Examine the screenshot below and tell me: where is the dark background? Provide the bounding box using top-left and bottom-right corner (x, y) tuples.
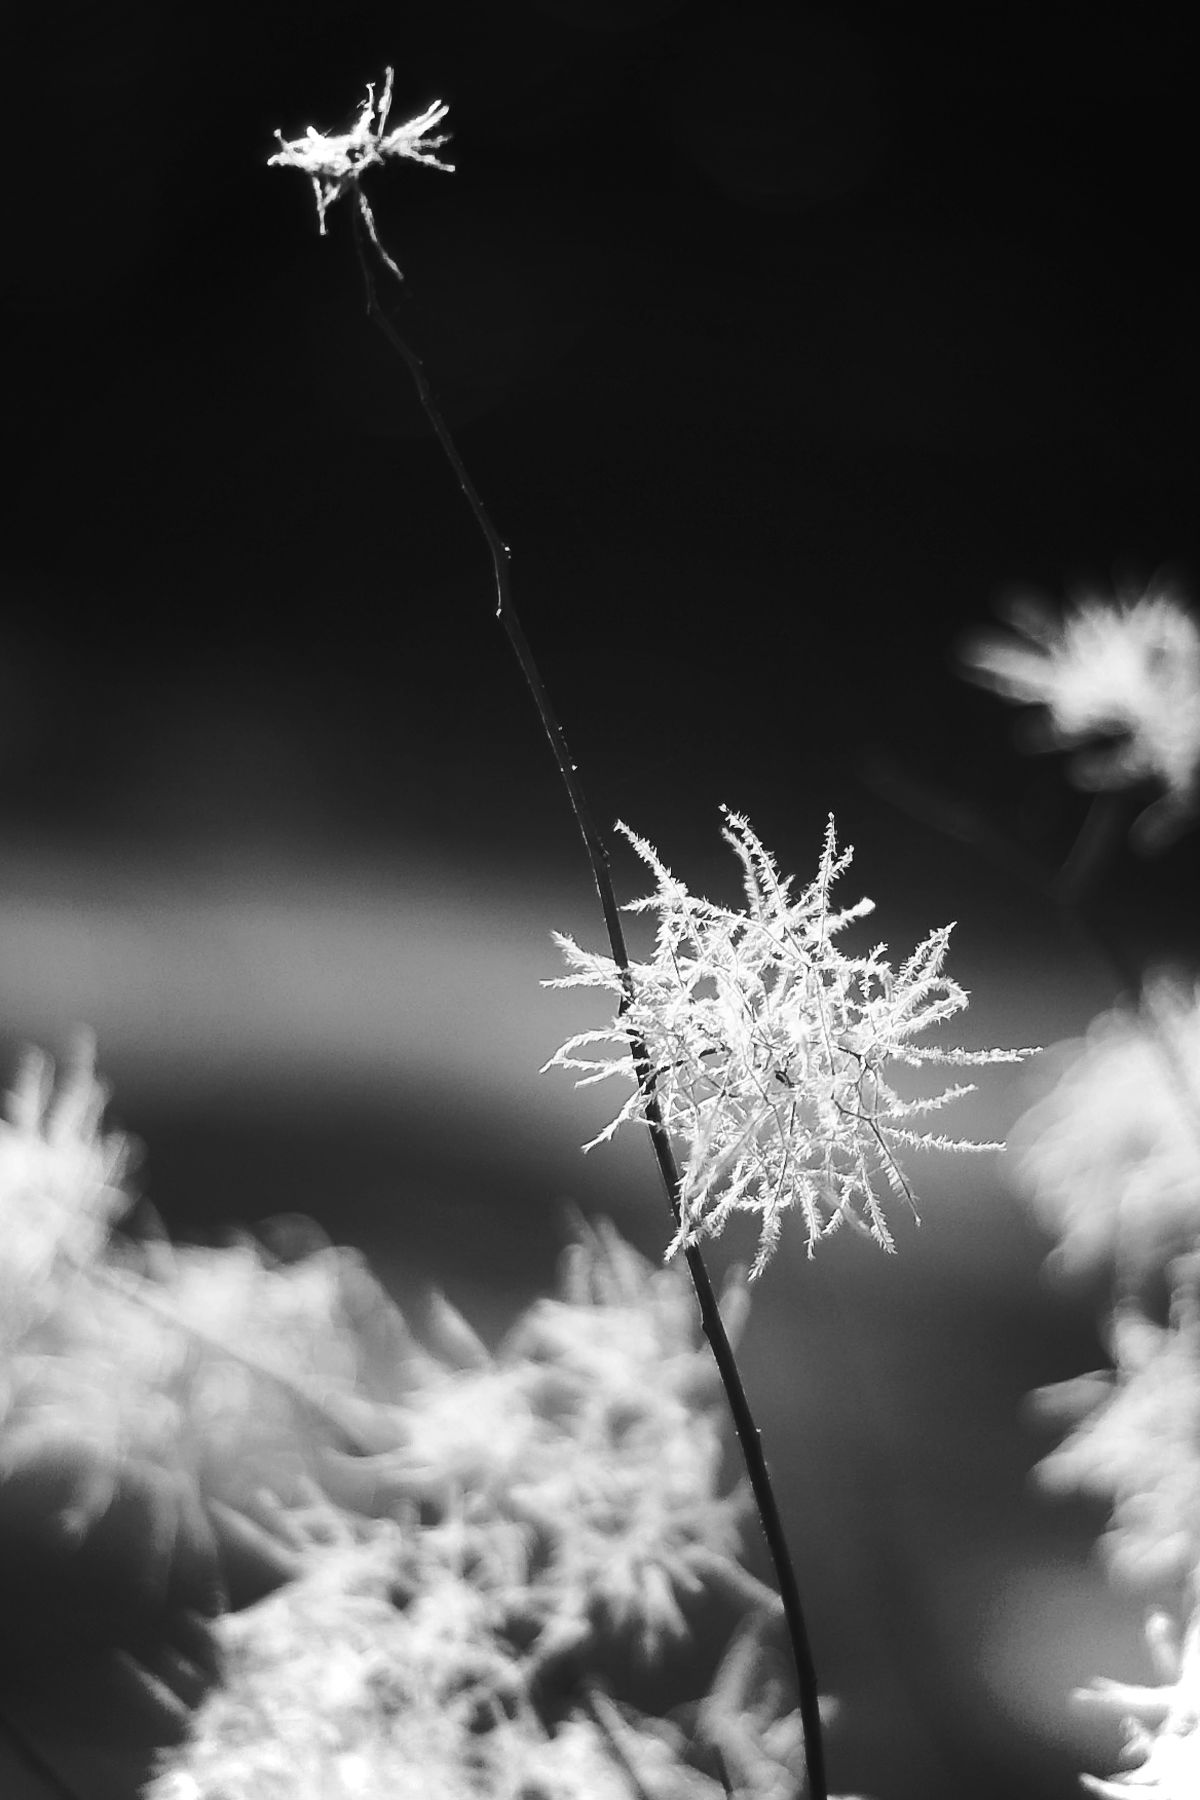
(3, 3), (1199, 1796)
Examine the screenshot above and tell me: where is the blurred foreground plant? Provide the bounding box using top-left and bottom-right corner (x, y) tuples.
(0, 1046), (831, 1799)
(1010, 991), (1200, 1795)
(961, 587), (1200, 853)
(968, 586), (1200, 1797)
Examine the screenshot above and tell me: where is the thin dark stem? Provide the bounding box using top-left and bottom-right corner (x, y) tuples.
(351, 204), (827, 1800)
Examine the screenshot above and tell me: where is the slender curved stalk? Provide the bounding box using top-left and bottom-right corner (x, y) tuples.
(350, 208), (827, 1800)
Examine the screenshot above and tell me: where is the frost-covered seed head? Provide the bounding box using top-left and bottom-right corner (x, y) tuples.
(268, 69), (453, 279)
(544, 810), (1033, 1276)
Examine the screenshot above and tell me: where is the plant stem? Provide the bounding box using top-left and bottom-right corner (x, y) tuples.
(351, 207), (828, 1800)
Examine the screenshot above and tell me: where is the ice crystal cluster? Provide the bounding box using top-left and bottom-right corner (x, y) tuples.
(961, 588), (1200, 849)
(545, 809), (1031, 1277)
(268, 69), (452, 278)
(0, 1046), (822, 1799)
(1007, 978), (1200, 1796)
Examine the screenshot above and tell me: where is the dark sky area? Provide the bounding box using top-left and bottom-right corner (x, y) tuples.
(3, 4), (1199, 1798)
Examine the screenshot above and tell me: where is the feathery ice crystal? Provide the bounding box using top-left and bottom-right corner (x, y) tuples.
(544, 810), (1032, 1277)
(268, 68), (452, 278)
(961, 588), (1200, 848)
(314, 1218), (763, 1663)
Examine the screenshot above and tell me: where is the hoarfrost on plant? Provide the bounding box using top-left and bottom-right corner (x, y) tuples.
(268, 68), (453, 279)
(544, 810), (1033, 1276)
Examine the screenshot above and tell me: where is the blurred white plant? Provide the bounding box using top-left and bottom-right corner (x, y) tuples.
(268, 68), (452, 278)
(1011, 975), (1200, 1790)
(1032, 1285), (1200, 1589)
(0, 1041), (820, 1795)
(146, 1493), (784, 1800)
(142, 1225), (813, 1799)
(0, 1035), (130, 1346)
(544, 809), (1032, 1276)
(1078, 1605), (1200, 1798)
(961, 588), (1200, 849)
(315, 1219), (762, 1662)
(1006, 979), (1200, 1279)
(0, 1043), (418, 1562)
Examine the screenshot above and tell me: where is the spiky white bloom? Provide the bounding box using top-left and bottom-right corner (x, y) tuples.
(545, 811), (1032, 1277)
(1007, 980), (1200, 1279)
(961, 589), (1200, 848)
(1032, 1286), (1200, 1589)
(268, 69), (452, 279)
(148, 1489), (808, 1800)
(1078, 1605), (1200, 1798)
